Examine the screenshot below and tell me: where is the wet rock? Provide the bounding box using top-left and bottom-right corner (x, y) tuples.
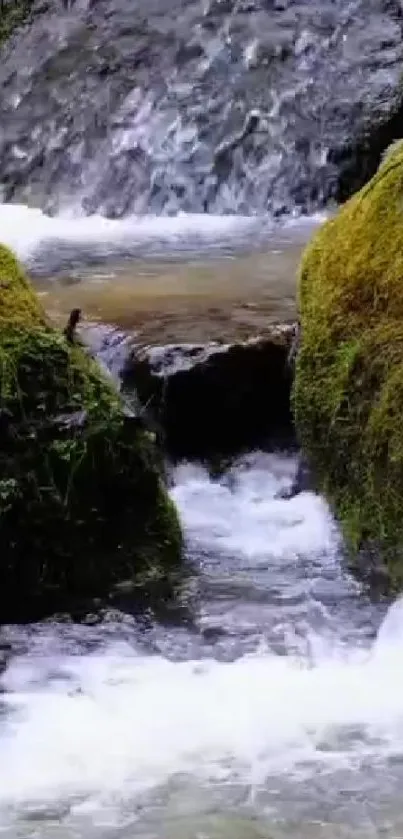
(122, 325), (296, 459)
(278, 454), (311, 498)
(0, 0), (403, 215)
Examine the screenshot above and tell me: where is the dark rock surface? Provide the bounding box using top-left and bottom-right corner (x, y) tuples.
(0, 0), (403, 217)
(121, 325), (296, 459)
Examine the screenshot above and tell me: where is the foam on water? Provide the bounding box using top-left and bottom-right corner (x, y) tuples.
(2, 637), (403, 806)
(170, 455), (339, 561)
(0, 202), (326, 272)
(0, 454), (399, 830)
(0, 203), (260, 263)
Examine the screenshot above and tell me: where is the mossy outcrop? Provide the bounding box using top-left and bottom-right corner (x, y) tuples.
(293, 141), (403, 587)
(0, 244), (182, 618)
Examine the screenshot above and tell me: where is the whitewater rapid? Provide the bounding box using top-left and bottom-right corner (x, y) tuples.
(0, 202), (326, 274)
(0, 201), (399, 836)
(0, 453), (398, 838)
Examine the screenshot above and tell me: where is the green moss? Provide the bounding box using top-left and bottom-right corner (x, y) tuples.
(0, 244), (182, 616)
(0, 0), (34, 46)
(293, 140), (403, 586)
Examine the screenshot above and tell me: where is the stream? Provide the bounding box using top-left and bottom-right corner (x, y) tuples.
(0, 452), (400, 838)
(1, 0), (403, 830)
(0, 202), (399, 839)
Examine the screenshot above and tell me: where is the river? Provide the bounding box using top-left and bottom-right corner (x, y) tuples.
(0, 203), (323, 340)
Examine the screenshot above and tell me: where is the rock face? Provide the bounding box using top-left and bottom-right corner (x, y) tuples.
(293, 141), (403, 587)
(0, 244), (182, 620)
(0, 0), (403, 216)
(122, 327), (295, 459)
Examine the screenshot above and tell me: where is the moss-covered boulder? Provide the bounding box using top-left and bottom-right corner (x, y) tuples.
(0, 244), (182, 618)
(293, 142), (403, 587)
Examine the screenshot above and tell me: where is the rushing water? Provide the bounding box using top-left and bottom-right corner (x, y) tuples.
(0, 202), (326, 275)
(1, 0), (402, 216)
(0, 451), (400, 839)
(1, 1), (403, 836)
(0, 200), (400, 838)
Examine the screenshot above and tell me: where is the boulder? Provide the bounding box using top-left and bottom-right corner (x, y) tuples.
(0, 244), (182, 620)
(293, 141), (403, 586)
(122, 326), (295, 460)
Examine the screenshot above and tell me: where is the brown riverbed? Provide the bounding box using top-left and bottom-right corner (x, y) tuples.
(36, 243), (301, 345)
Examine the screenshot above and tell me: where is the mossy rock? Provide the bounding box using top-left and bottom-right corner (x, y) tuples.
(293, 141), (403, 588)
(0, 244), (182, 618)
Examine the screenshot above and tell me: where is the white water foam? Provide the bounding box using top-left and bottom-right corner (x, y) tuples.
(0, 203), (260, 264)
(170, 454), (339, 561)
(0, 454), (400, 823)
(0, 202), (327, 270)
(1, 611), (403, 814)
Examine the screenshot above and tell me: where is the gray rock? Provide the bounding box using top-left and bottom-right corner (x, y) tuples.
(0, 0), (402, 216)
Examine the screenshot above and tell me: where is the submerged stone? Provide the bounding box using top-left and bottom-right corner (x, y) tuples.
(122, 326), (295, 460)
(293, 141), (403, 587)
(0, 244), (182, 620)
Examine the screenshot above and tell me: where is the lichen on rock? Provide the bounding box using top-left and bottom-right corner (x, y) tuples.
(0, 0), (34, 47)
(293, 140), (403, 587)
(0, 244), (182, 618)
